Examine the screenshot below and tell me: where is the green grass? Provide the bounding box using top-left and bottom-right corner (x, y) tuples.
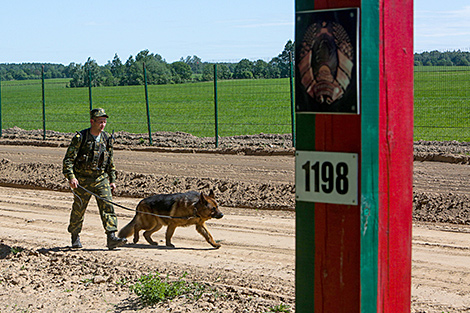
(9, 246), (24, 255)
(1, 67), (470, 141)
(0, 78), (292, 137)
(267, 304), (291, 312)
(129, 271), (218, 306)
(414, 67), (470, 141)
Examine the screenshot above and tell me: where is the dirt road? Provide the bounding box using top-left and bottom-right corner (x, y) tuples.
(1, 145), (470, 312)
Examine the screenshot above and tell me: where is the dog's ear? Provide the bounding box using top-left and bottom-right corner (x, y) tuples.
(208, 189), (215, 199)
(199, 192), (208, 204)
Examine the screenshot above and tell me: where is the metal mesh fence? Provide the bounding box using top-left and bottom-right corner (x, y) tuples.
(414, 66), (470, 141)
(0, 76), (294, 141)
(1, 66), (470, 142)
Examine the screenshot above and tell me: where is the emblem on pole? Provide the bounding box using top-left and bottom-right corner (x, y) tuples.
(296, 8), (360, 114)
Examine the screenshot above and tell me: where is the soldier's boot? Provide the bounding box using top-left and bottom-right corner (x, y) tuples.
(107, 231), (127, 250)
(71, 233), (82, 249)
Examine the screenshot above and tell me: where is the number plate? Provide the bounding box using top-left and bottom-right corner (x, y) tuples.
(295, 151), (358, 205)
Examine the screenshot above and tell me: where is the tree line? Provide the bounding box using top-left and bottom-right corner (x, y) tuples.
(1, 47), (469, 84)
(0, 41), (294, 87)
(0, 63), (69, 81)
(414, 50), (470, 66)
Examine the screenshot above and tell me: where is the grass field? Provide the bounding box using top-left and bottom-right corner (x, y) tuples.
(414, 66), (470, 141)
(1, 66), (470, 141)
(0, 78), (293, 138)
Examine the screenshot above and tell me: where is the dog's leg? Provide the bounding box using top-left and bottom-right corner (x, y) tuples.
(165, 224), (177, 248)
(143, 223), (163, 245)
(196, 223), (221, 248)
(133, 224), (142, 244)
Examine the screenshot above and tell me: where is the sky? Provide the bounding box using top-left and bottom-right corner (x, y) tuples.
(0, 0), (469, 65)
(414, 0), (470, 53)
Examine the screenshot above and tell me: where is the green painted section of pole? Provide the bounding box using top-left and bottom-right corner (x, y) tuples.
(143, 63), (153, 145)
(213, 64), (219, 147)
(295, 2), (316, 312)
(88, 68), (93, 110)
(289, 51), (295, 148)
(42, 65), (46, 140)
(360, 1), (380, 311)
(0, 76), (2, 138)
(295, 114), (316, 313)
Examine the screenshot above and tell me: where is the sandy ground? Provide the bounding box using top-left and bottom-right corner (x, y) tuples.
(1, 129), (470, 312)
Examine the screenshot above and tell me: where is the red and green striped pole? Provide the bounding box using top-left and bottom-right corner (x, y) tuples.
(294, 0), (413, 312)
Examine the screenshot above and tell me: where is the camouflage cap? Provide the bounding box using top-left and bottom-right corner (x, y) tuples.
(90, 108), (109, 119)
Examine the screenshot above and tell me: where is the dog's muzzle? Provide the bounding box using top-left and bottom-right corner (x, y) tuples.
(212, 212), (224, 219)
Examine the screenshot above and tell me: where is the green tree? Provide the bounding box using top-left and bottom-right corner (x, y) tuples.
(68, 58), (103, 88)
(253, 59), (269, 78)
(170, 61), (192, 83)
(121, 55), (141, 85)
(68, 63), (85, 87)
(84, 58), (103, 87)
(275, 40), (294, 78)
(452, 54), (470, 66)
(233, 59), (253, 79)
(182, 55), (204, 74)
(106, 53), (124, 85)
(134, 50), (172, 85)
(201, 63), (232, 81)
(102, 68), (115, 86)
(217, 64), (232, 80)
(267, 59), (281, 78)
(202, 63), (214, 81)
(13, 69), (27, 80)
(146, 61), (172, 85)
(64, 63), (76, 78)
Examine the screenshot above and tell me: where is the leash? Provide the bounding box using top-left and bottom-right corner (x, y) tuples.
(71, 184), (196, 220)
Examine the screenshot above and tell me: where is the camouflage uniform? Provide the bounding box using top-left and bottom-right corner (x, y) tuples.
(63, 109), (118, 236)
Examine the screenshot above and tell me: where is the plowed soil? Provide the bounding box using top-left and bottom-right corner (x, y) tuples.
(1, 129), (470, 312)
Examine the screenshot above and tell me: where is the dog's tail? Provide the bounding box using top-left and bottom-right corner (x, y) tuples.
(118, 216), (136, 238)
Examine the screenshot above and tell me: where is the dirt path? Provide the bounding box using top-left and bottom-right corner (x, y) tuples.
(4, 145), (470, 195)
(1, 144), (470, 312)
(0, 186), (295, 313)
(0, 145), (295, 184)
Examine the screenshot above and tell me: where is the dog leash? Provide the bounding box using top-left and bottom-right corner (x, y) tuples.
(71, 184), (196, 220)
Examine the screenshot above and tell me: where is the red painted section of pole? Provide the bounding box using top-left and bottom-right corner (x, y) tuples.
(314, 117), (362, 313)
(311, 0), (362, 311)
(378, 0), (413, 311)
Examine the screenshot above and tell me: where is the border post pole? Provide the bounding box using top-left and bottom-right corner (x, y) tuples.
(294, 0), (413, 312)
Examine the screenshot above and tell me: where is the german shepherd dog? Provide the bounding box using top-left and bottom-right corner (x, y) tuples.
(118, 190), (223, 248)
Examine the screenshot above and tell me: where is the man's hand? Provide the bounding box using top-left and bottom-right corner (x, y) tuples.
(110, 183), (116, 193)
(69, 178), (79, 189)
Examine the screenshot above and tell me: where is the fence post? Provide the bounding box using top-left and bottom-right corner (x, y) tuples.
(88, 67), (93, 110)
(214, 64), (219, 147)
(0, 75), (2, 138)
(42, 65), (46, 140)
(289, 51), (295, 148)
(143, 62), (153, 145)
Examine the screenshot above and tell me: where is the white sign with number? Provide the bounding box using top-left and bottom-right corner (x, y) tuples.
(295, 151), (358, 205)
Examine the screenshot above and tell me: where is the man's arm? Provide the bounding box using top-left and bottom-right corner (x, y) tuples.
(63, 132), (82, 188)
